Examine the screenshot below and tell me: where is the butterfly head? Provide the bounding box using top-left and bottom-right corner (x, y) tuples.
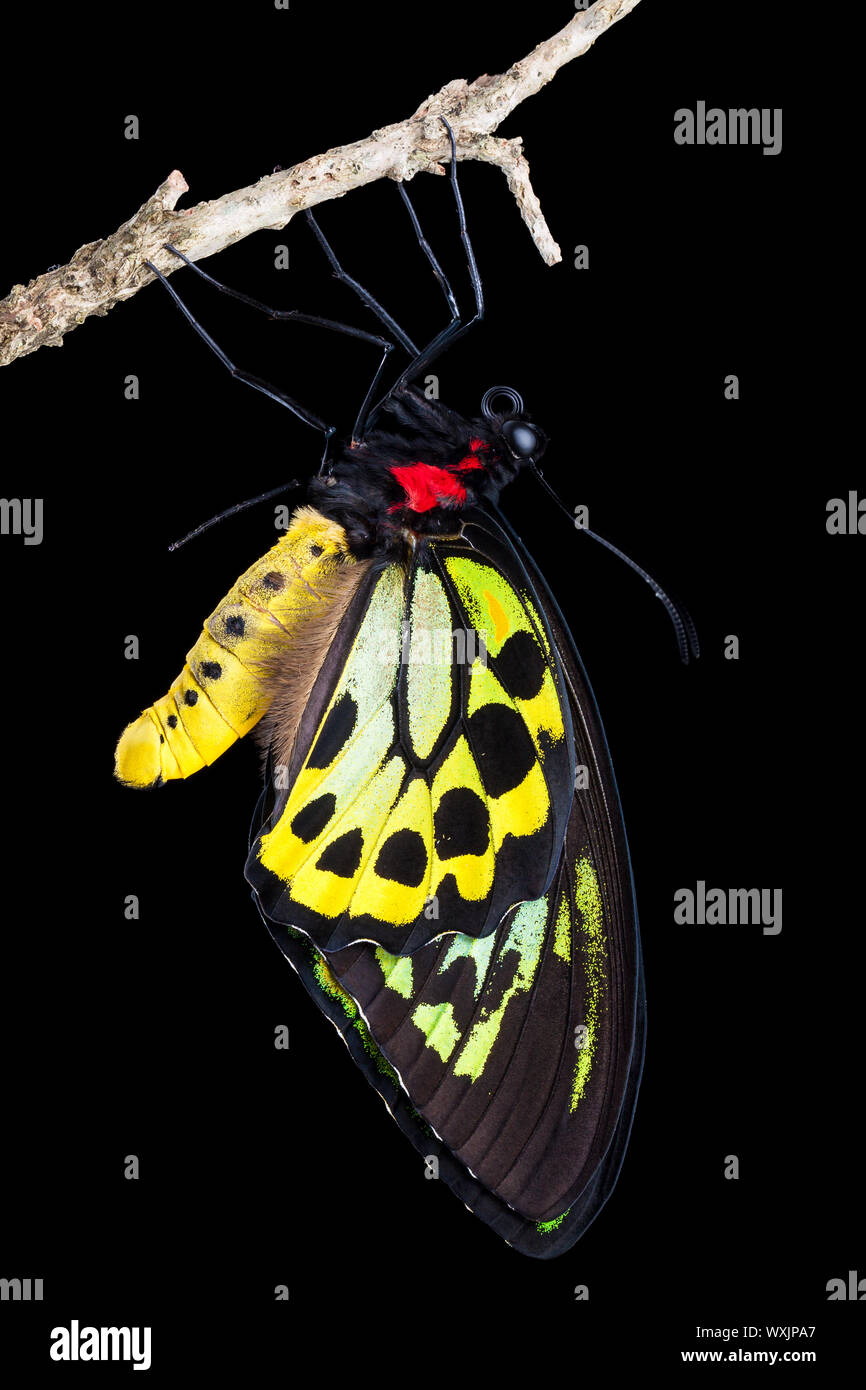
(479, 386), (546, 468)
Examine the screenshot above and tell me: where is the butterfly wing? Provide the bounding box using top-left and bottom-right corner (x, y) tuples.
(251, 506), (644, 1256)
(246, 518), (577, 953)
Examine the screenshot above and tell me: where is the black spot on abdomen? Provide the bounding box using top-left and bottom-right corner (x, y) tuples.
(291, 792), (336, 843)
(376, 828), (428, 886)
(468, 703), (535, 797)
(494, 630), (547, 701)
(307, 692), (357, 769)
(434, 787), (489, 859)
(317, 828), (364, 878)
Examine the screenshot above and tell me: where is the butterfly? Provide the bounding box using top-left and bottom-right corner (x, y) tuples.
(115, 120), (694, 1257)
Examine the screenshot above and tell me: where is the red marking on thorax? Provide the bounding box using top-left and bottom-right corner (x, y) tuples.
(455, 452), (484, 471)
(389, 463), (467, 513)
(388, 441), (492, 512)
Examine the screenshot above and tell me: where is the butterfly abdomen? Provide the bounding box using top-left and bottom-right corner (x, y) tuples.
(114, 508), (349, 788)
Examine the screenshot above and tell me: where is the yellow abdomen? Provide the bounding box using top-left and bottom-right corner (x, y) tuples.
(114, 507), (349, 788)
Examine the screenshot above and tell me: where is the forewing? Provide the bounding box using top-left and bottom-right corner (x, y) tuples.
(246, 519), (577, 954)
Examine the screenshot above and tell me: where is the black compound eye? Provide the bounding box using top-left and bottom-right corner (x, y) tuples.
(501, 418), (539, 458)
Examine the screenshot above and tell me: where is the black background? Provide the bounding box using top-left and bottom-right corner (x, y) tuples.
(1, 0), (858, 1375)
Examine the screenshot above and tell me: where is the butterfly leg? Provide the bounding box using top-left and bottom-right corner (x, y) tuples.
(147, 248), (395, 446)
(396, 180), (460, 320)
(367, 118), (485, 426)
(304, 210), (419, 358)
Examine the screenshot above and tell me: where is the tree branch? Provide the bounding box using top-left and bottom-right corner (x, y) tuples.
(0, 0), (641, 368)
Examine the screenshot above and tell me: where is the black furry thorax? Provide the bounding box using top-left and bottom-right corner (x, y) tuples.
(308, 386), (546, 559)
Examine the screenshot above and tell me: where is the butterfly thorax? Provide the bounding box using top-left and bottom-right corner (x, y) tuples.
(308, 387), (541, 559)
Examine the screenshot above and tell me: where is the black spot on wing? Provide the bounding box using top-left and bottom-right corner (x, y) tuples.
(167, 714), (178, 729)
(434, 787), (489, 859)
(375, 829), (427, 886)
(307, 692), (357, 769)
(291, 792), (337, 843)
(225, 614), (245, 637)
(468, 704), (535, 797)
(199, 661), (222, 680)
(495, 630), (546, 701)
(184, 689), (198, 707)
(537, 726), (556, 759)
(316, 828), (364, 878)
